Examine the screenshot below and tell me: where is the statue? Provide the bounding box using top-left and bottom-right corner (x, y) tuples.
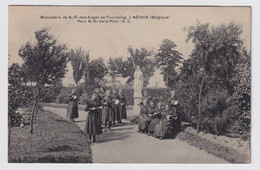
(134, 65), (143, 98)
(133, 65), (143, 115)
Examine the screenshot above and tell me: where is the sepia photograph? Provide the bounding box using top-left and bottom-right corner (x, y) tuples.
(7, 6), (251, 164)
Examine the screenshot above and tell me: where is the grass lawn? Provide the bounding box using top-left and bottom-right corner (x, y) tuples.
(8, 110), (92, 163)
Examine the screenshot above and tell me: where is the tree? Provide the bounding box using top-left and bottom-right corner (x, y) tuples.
(127, 46), (156, 87)
(185, 21), (247, 132)
(69, 47), (88, 86)
(141, 58), (156, 87)
(108, 57), (128, 86)
(156, 39), (183, 87)
(232, 51), (251, 139)
(18, 28), (68, 133)
(87, 58), (108, 87)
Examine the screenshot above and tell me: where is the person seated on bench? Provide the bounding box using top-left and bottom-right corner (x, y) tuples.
(154, 103), (180, 140)
(138, 99), (158, 134)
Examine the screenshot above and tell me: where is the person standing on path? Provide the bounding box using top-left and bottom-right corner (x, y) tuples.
(118, 89), (127, 120)
(84, 92), (103, 143)
(102, 89), (113, 132)
(111, 89), (121, 125)
(66, 89), (79, 122)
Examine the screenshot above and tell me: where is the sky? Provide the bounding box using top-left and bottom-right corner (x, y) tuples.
(8, 6), (251, 87)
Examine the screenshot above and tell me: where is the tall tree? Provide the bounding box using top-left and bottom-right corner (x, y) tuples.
(87, 58), (108, 87)
(155, 39), (183, 87)
(70, 47), (88, 86)
(185, 21), (246, 132)
(18, 28), (68, 133)
(108, 57), (128, 86)
(127, 46), (156, 87)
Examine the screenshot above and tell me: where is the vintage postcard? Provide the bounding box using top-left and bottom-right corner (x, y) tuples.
(8, 6), (251, 164)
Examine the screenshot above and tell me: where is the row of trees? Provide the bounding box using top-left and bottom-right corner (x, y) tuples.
(69, 45), (157, 88)
(9, 21), (250, 139)
(8, 27), (158, 133)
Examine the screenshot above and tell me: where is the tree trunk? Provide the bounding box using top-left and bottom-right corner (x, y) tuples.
(197, 71), (206, 133)
(30, 87), (41, 134)
(30, 100), (37, 134)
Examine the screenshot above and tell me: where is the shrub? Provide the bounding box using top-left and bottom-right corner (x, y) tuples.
(56, 87), (71, 104)
(40, 86), (63, 103)
(8, 85), (33, 115)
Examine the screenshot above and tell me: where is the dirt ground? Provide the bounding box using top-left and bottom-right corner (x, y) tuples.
(44, 106), (229, 163)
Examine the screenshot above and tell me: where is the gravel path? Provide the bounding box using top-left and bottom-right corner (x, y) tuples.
(44, 106), (229, 163)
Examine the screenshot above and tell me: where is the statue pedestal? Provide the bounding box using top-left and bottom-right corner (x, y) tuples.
(133, 94), (142, 116)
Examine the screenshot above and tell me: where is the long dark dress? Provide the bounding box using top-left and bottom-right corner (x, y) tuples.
(138, 105), (148, 130)
(84, 98), (103, 135)
(101, 95), (113, 122)
(154, 107), (180, 138)
(119, 94), (127, 119)
(111, 93), (120, 122)
(139, 106), (157, 131)
(167, 97), (181, 128)
(97, 94), (103, 122)
(148, 108), (163, 133)
(66, 93), (79, 119)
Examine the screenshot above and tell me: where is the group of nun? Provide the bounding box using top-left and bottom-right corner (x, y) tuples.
(138, 90), (181, 140)
(66, 88), (127, 143)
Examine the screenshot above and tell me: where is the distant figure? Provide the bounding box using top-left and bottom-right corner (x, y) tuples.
(111, 89), (121, 125)
(66, 89), (79, 122)
(84, 92), (103, 143)
(118, 89), (127, 120)
(102, 89), (113, 131)
(141, 90), (152, 108)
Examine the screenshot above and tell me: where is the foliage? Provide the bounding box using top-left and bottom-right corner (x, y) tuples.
(108, 57), (128, 86)
(185, 22), (245, 93)
(8, 64), (33, 115)
(231, 52), (251, 139)
(69, 47), (88, 86)
(8, 64), (24, 86)
(19, 28), (68, 87)
(86, 58), (108, 87)
(40, 85), (63, 103)
(126, 46), (156, 86)
(173, 21), (251, 139)
(55, 83), (94, 104)
(156, 39), (183, 87)
(56, 87), (72, 104)
(18, 27), (68, 133)
(127, 46), (153, 67)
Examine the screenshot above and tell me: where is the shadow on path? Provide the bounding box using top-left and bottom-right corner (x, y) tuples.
(96, 125), (135, 143)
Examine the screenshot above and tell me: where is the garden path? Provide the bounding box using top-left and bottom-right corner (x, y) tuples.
(44, 106), (229, 163)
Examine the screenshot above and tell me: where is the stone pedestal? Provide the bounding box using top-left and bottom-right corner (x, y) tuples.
(133, 96), (142, 116)
(132, 65), (143, 116)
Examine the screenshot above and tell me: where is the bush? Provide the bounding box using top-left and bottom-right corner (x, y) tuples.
(55, 83), (96, 104)
(8, 85), (33, 116)
(40, 86), (63, 103)
(116, 85), (169, 106)
(56, 87), (71, 104)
